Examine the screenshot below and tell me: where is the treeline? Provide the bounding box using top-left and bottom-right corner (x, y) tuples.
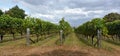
(0, 5), (73, 42)
(75, 12), (120, 47)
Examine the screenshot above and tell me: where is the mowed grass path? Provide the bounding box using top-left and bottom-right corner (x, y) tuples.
(64, 33), (86, 47)
(33, 34), (59, 47)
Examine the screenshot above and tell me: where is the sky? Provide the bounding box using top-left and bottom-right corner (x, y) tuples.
(0, 0), (120, 27)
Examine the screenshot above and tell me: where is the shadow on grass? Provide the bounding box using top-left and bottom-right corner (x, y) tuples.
(55, 39), (61, 45)
(55, 34), (67, 46)
(29, 49), (89, 56)
(75, 34), (92, 46)
(32, 34), (57, 44)
(104, 39), (120, 46)
(78, 37), (92, 46)
(55, 38), (65, 46)
(0, 37), (24, 43)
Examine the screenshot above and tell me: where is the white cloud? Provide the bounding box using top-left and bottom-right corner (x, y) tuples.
(87, 10), (104, 14)
(0, 8), (9, 12)
(54, 8), (86, 14)
(93, 15), (101, 18)
(54, 8), (104, 15)
(31, 13), (55, 19)
(7, 0), (120, 26)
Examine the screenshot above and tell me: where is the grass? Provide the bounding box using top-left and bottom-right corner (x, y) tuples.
(75, 34), (95, 47)
(0, 33), (120, 56)
(0, 38), (26, 47)
(40, 35), (59, 46)
(105, 39), (120, 46)
(0, 34), (23, 43)
(64, 33), (86, 46)
(101, 40), (114, 51)
(75, 33), (118, 51)
(0, 33), (58, 47)
(55, 38), (61, 45)
(0, 34), (26, 47)
(32, 34), (59, 46)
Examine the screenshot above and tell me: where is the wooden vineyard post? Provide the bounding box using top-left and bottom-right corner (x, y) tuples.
(97, 29), (101, 48)
(26, 28), (30, 46)
(0, 35), (1, 42)
(0, 34), (3, 42)
(60, 30), (63, 45)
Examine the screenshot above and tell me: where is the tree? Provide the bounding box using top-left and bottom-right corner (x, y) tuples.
(15, 18), (24, 37)
(0, 15), (19, 39)
(103, 13), (120, 22)
(59, 18), (72, 44)
(0, 15), (18, 40)
(0, 9), (3, 16)
(5, 5), (26, 19)
(34, 18), (42, 42)
(91, 18), (106, 47)
(106, 20), (120, 41)
(59, 18), (72, 36)
(22, 17), (59, 43)
(75, 18), (107, 48)
(75, 21), (96, 45)
(0, 15), (7, 41)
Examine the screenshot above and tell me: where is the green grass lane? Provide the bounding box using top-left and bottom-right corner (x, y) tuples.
(64, 33), (86, 47)
(102, 40), (120, 51)
(0, 38), (26, 47)
(40, 35), (59, 47)
(32, 34), (59, 46)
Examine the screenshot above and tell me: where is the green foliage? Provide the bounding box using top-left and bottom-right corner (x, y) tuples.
(0, 15), (13, 32)
(104, 12), (120, 22)
(75, 18), (108, 36)
(106, 20), (120, 36)
(5, 5), (26, 19)
(0, 14), (59, 39)
(59, 18), (72, 35)
(22, 17), (59, 35)
(91, 18), (105, 29)
(0, 15), (10, 35)
(0, 15), (24, 35)
(0, 9), (3, 16)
